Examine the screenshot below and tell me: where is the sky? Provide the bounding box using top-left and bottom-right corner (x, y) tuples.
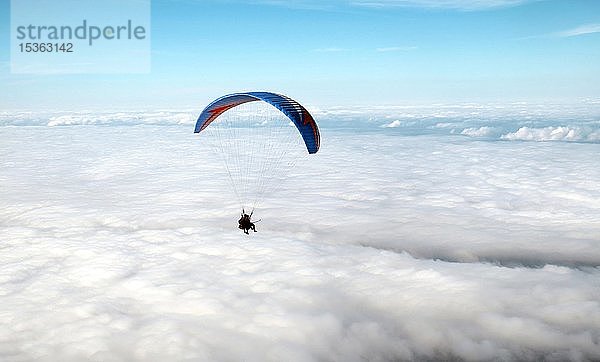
(1, 0), (600, 110)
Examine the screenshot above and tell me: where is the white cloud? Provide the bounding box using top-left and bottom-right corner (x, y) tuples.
(310, 100), (600, 125)
(3, 103), (600, 145)
(2, 116), (600, 360)
(501, 126), (600, 142)
(0, 110), (198, 127)
(461, 126), (496, 137)
(382, 119), (403, 127)
(556, 23), (600, 38)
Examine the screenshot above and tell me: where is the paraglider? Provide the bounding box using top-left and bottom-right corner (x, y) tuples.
(238, 210), (257, 234)
(194, 92), (320, 234)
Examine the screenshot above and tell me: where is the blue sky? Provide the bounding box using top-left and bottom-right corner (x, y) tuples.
(1, 0), (599, 110)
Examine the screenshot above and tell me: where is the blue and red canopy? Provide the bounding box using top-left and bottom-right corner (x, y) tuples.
(195, 92), (320, 154)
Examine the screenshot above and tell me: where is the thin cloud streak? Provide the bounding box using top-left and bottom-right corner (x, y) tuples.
(521, 23), (600, 40)
(556, 23), (600, 38)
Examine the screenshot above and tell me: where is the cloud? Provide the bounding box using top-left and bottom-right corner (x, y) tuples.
(382, 120), (403, 127)
(501, 126), (600, 142)
(312, 100), (600, 124)
(524, 23), (600, 40)
(555, 23), (600, 38)
(4, 102), (600, 145)
(2, 109), (600, 360)
(0, 110), (198, 127)
(460, 126), (496, 137)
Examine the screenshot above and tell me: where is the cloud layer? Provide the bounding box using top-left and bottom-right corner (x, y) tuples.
(3, 100), (600, 144)
(1, 116), (599, 360)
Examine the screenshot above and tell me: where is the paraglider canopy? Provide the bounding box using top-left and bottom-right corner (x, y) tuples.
(194, 91), (320, 213)
(195, 92), (320, 154)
